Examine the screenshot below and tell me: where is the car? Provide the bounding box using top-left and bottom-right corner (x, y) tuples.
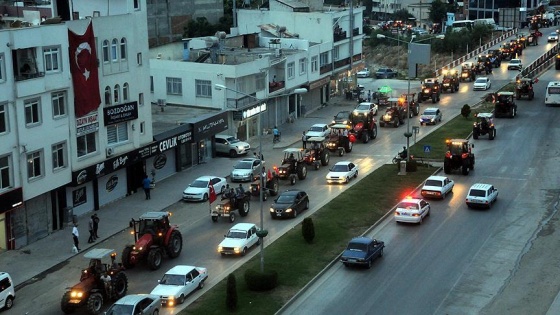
(269, 189), (310, 219)
(421, 176), (454, 199)
(0, 272), (15, 310)
(412, 27), (429, 35)
(507, 58), (523, 70)
(182, 176), (227, 201)
(215, 134), (250, 157)
(356, 68), (371, 78)
(150, 265), (208, 307)
(105, 294), (161, 315)
(375, 68), (397, 79)
(465, 183), (498, 209)
(352, 102), (378, 117)
(326, 161), (359, 184)
(394, 197), (430, 224)
(331, 111), (351, 126)
(217, 223), (260, 256)
(340, 237), (384, 268)
(548, 31), (559, 42)
(230, 158), (264, 182)
(305, 123), (330, 140)
(473, 77), (491, 91)
(419, 107), (442, 125)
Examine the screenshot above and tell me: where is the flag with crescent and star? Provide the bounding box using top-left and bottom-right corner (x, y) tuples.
(68, 22), (101, 117)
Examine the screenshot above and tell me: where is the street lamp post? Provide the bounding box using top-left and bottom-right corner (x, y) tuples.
(214, 83), (306, 271)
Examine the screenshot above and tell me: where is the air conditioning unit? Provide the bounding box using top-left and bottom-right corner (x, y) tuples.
(157, 99), (166, 107)
(258, 54), (264, 59)
(106, 147), (114, 157)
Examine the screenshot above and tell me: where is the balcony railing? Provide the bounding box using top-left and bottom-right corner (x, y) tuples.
(320, 64), (333, 75)
(334, 31), (347, 42)
(269, 81), (286, 93)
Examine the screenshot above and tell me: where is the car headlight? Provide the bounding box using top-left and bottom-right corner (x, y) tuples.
(285, 208), (293, 213)
(269, 208), (274, 213)
(234, 247), (240, 253)
(217, 246), (223, 252)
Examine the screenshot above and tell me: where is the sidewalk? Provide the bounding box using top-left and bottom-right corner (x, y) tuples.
(0, 95), (355, 290)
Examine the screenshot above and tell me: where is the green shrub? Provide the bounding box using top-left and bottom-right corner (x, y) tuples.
(226, 273), (237, 312)
(461, 104), (471, 118)
(302, 217), (315, 244)
(244, 268), (279, 291)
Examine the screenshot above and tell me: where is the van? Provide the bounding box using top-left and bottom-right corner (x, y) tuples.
(0, 272), (15, 310)
(215, 134), (251, 157)
(474, 18), (496, 29)
(545, 81), (560, 106)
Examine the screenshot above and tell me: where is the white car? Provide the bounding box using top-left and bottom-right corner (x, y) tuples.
(150, 265), (208, 307)
(356, 68), (371, 78)
(421, 176), (454, 199)
(306, 123), (330, 140)
(473, 77), (491, 91)
(217, 223), (260, 256)
(230, 158), (263, 182)
(182, 176), (226, 201)
(394, 197), (430, 224)
(548, 31), (559, 42)
(507, 58), (523, 70)
(105, 294), (161, 315)
(465, 183), (498, 209)
(353, 102), (378, 117)
(326, 161), (358, 184)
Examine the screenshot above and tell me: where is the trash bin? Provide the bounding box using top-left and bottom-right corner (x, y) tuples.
(399, 161), (407, 175)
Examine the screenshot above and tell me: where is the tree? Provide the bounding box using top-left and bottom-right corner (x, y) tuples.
(429, 0), (448, 25)
(302, 217), (315, 244)
(226, 273), (237, 311)
(461, 104), (471, 119)
(391, 9), (414, 24)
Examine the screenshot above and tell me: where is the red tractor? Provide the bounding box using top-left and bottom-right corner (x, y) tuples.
(61, 248), (128, 315)
(122, 211), (183, 270)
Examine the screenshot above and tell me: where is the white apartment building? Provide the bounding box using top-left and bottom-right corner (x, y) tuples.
(0, 0), (152, 250)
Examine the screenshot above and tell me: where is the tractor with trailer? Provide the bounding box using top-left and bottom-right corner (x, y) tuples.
(121, 211), (183, 270)
(444, 139), (475, 175)
(212, 186), (251, 223)
(61, 248), (128, 315)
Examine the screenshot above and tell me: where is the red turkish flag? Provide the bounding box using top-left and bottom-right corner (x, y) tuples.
(209, 184), (217, 204)
(68, 22), (101, 117)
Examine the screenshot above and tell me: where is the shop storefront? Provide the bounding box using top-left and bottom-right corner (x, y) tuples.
(0, 188), (23, 250)
(191, 111), (228, 160)
(232, 103), (267, 141)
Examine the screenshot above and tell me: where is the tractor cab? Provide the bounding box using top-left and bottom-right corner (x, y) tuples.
(515, 77), (537, 100)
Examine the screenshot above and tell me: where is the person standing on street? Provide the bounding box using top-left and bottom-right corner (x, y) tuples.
(72, 223), (80, 251)
(93, 213), (100, 239)
(142, 175), (151, 200)
(302, 131), (307, 149)
(88, 216), (95, 243)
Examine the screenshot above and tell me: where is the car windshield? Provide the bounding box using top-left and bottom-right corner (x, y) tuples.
(276, 195), (296, 203)
(356, 104), (370, 110)
(423, 110), (437, 116)
(309, 126), (324, 132)
(226, 230), (247, 239)
(475, 78), (487, 83)
(398, 202), (419, 210)
(425, 180), (443, 187)
(105, 305), (134, 315)
(191, 180), (209, 188)
(335, 112), (348, 119)
(346, 242), (367, 252)
(331, 164), (349, 172)
(511, 60), (521, 64)
(469, 189), (486, 197)
(234, 161), (252, 170)
(227, 137), (240, 144)
(160, 274), (185, 286)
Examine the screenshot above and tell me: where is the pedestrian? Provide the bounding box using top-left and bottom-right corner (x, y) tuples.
(142, 174), (151, 200)
(367, 90), (372, 102)
(302, 131), (307, 149)
(93, 213), (100, 239)
(72, 223), (80, 251)
(88, 216), (95, 243)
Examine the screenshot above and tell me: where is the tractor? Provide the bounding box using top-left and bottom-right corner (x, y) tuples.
(473, 113), (496, 140)
(302, 136), (330, 169)
(441, 69), (460, 93)
(326, 124), (354, 156)
(418, 78), (441, 103)
(398, 93), (419, 117)
(379, 104), (406, 128)
(122, 211), (183, 270)
(275, 148), (308, 185)
(349, 113), (378, 143)
(444, 139), (475, 175)
(460, 62), (476, 82)
(250, 168), (279, 201)
(515, 78), (536, 100)
(61, 248), (128, 315)
(212, 186), (251, 223)
(494, 92), (517, 118)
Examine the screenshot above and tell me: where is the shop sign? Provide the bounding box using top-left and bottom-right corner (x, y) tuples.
(106, 175), (119, 192)
(158, 130), (192, 153)
(153, 154), (167, 169)
(309, 76), (331, 90)
(76, 113), (99, 136)
(72, 187), (87, 207)
(103, 102), (138, 126)
(242, 103), (267, 120)
(192, 111), (228, 141)
(0, 187), (23, 214)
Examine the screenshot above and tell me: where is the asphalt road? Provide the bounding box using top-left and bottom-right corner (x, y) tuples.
(9, 33), (555, 315)
(281, 53), (560, 314)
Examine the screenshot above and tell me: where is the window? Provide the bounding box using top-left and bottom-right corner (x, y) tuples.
(122, 83), (129, 101)
(44, 47), (60, 73)
(104, 86), (111, 105)
(24, 99), (41, 126)
(150, 76), (154, 92)
(139, 93), (144, 106)
(0, 53), (5, 82)
(0, 103), (7, 134)
(137, 53), (142, 65)
(140, 122), (145, 134)
(287, 62), (295, 79)
(0, 155), (11, 189)
(52, 142), (66, 170)
(102, 40), (110, 63)
(299, 58), (307, 75)
(111, 39), (118, 61)
(133, 0), (140, 10)
(195, 80), (212, 97)
(333, 46), (339, 60)
(120, 38), (127, 60)
(27, 150), (43, 180)
(166, 77), (182, 95)
(52, 91), (66, 118)
(320, 52), (329, 66)
(77, 133), (96, 157)
(311, 56), (318, 72)
(107, 123), (128, 144)
(255, 72), (265, 90)
(114, 84), (120, 103)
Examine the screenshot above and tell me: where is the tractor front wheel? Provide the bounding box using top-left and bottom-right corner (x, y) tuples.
(86, 293), (104, 315)
(147, 249), (163, 270)
(121, 246), (134, 269)
(61, 292), (76, 314)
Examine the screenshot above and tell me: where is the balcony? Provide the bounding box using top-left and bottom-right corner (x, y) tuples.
(269, 81), (285, 93)
(320, 64), (333, 75)
(334, 27), (347, 42)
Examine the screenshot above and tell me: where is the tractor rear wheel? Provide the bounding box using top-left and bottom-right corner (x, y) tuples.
(121, 246), (134, 269)
(112, 272), (128, 299)
(267, 177), (279, 196)
(61, 291), (76, 314)
(462, 161), (470, 175)
(443, 161), (451, 174)
(320, 150), (329, 166)
(297, 164), (307, 180)
(345, 141), (353, 153)
(147, 249), (163, 270)
(362, 132), (370, 143)
(86, 293), (103, 315)
(238, 200), (250, 217)
(371, 125), (378, 139)
(166, 230), (183, 258)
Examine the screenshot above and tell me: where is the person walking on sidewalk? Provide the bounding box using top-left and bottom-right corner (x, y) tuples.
(93, 213), (100, 239)
(88, 216), (95, 243)
(72, 223), (80, 251)
(142, 175), (151, 200)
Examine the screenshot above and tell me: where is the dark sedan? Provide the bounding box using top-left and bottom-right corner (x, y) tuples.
(269, 190), (309, 219)
(331, 111), (351, 126)
(375, 68), (397, 79)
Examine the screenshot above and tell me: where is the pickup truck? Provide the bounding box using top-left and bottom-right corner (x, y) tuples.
(340, 236), (384, 268)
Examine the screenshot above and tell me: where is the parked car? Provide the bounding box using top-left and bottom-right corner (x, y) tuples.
(150, 265), (208, 307)
(217, 223), (260, 256)
(230, 158), (264, 182)
(340, 237), (384, 268)
(507, 58), (523, 70)
(269, 189), (310, 219)
(305, 123), (330, 140)
(356, 68), (371, 78)
(182, 176), (227, 202)
(215, 134), (250, 157)
(394, 197), (430, 224)
(473, 77), (491, 91)
(375, 68), (397, 79)
(421, 176), (454, 199)
(465, 183), (498, 209)
(419, 107), (442, 125)
(0, 272), (15, 310)
(326, 161), (359, 184)
(105, 294), (161, 315)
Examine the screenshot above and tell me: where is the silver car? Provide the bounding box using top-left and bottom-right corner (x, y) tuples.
(230, 158), (264, 182)
(105, 294), (161, 315)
